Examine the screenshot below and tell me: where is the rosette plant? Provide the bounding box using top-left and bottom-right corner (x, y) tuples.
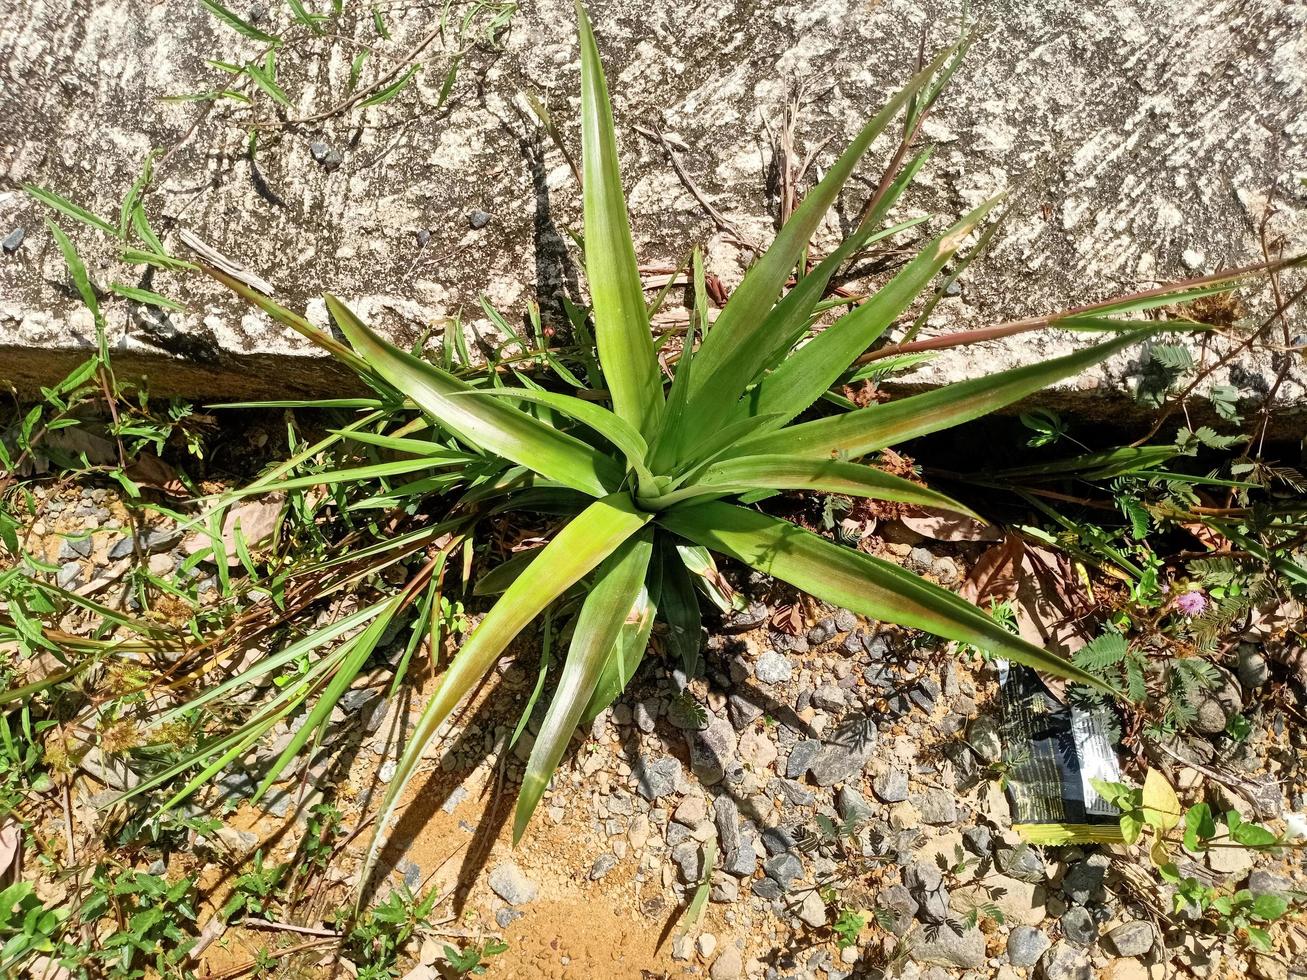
(196, 4), (1227, 882)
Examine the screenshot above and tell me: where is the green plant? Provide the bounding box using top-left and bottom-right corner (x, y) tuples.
(79, 867), (198, 978)
(192, 5), (1253, 885)
(444, 939), (509, 976)
(0, 883), (68, 973)
(343, 885), (441, 979)
(831, 907), (866, 950)
(1092, 771), (1299, 950)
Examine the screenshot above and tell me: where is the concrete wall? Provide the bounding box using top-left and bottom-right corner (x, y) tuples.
(1, 0), (1304, 419)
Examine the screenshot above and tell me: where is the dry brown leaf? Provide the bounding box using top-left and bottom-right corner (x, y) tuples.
(899, 507), (1003, 543)
(124, 454), (187, 497)
(182, 495), (285, 566)
(961, 533), (1025, 606)
(0, 819), (20, 879)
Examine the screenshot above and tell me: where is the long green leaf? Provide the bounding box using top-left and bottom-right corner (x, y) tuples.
(453, 387), (652, 489)
(327, 295), (624, 497)
(26, 187), (117, 236)
(731, 332), (1156, 462)
(201, 0), (280, 42)
(682, 49), (954, 433)
(515, 529), (653, 841)
(738, 198), (1000, 428)
(253, 595), (399, 801)
(576, 1), (662, 436)
(580, 573), (658, 722)
(659, 502), (1113, 692)
(654, 455), (979, 515)
(359, 494), (651, 898)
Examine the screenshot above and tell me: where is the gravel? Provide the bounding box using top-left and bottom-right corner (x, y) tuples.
(872, 769), (909, 803)
(488, 862), (537, 906)
(755, 650), (793, 684)
(1008, 925), (1051, 966)
(1104, 920), (1154, 957)
(634, 756), (681, 800)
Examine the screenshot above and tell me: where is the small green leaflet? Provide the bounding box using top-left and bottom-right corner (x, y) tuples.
(359, 64), (421, 107)
(201, 0), (280, 43)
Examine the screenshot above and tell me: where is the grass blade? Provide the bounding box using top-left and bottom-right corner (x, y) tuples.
(731, 332), (1157, 462)
(327, 295), (624, 497)
(514, 528), (653, 840)
(24, 186), (118, 237)
(201, 0), (280, 42)
(683, 49), (954, 433)
(453, 387), (653, 489)
(359, 494), (652, 898)
(658, 501), (1114, 692)
(576, 1), (663, 436)
(738, 198), (1000, 428)
(656, 455), (979, 515)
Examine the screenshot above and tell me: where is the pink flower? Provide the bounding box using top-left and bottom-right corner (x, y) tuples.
(1175, 590), (1208, 616)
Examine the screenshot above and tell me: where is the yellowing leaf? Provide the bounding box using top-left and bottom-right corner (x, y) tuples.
(1141, 769), (1181, 831)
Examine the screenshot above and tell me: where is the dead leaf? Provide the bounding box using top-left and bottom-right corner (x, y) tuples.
(961, 533), (1024, 606)
(0, 820), (19, 879)
(899, 507), (1003, 543)
(182, 495), (285, 566)
(124, 454), (187, 497)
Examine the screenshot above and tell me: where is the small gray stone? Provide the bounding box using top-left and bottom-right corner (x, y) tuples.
(812, 684), (846, 710)
(1104, 921), (1153, 957)
(1061, 906), (1098, 946)
(907, 546), (934, 572)
(634, 756), (681, 800)
(710, 875), (739, 903)
(688, 716), (740, 786)
(910, 925), (985, 968)
(967, 714), (1003, 763)
(1039, 941), (1092, 980)
(56, 560), (81, 589)
(722, 825), (759, 878)
(715, 796), (741, 854)
(1008, 925), (1051, 966)
(834, 609), (857, 632)
(2, 227), (24, 253)
(786, 739), (822, 779)
(751, 876), (781, 900)
(727, 693), (762, 729)
(488, 861), (538, 906)
(1061, 853), (1108, 904)
(761, 825), (798, 855)
(836, 786), (873, 824)
(772, 778), (814, 806)
(495, 907), (524, 928)
(809, 735), (875, 787)
(763, 852), (803, 890)
(873, 768), (909, 803)
(912, 788), (958, 825)
(755, 650), (793, 685)
(796, 889), (826, 927)
(998, 844), (1047, 883)
(878, 883), (916, 936)
(396, 858), (422, 889)
(963, 824), (992, 855)
(1237, 644), (1269, 689)
(309, 140), (343, 171)
(671, 840), (703, 882)
(589, 852), (619, 880)
(467, 209), (492, 230)
(634, 700), (657, 733)
(58, 536), (93, 560)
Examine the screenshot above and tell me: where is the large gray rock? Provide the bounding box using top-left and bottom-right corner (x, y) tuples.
(2, 1), (1304, 420)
